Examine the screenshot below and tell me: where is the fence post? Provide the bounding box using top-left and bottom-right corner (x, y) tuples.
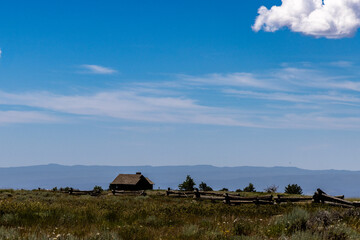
(313, 192), (319, 203)
(194, 189), (200, 199)
(224, 193), (230, 205)
(320, 193), (325, 204)
(313, 189), (324, 203)
(166, 188), (170, 196)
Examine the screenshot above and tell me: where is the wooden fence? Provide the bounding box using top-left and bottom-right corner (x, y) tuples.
(68, 188), (101, 196)
(166, 188), (360, 207)
(54, 187), (359, 207)
(166, 189), (275, 205)
(56, 188), (146, 197)
(111, 190), (147, 196)
(313, 189), (359, 208)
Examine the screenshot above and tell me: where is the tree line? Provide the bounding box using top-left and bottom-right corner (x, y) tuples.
(178, 175), (303, 195)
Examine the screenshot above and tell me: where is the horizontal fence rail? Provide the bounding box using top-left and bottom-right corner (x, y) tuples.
(313, 189), (359, 208)
(51, 187), (359, 207)
(111, 190), (147, 196)
(54, 188), (147, 197)
(166, 188), (360, 207)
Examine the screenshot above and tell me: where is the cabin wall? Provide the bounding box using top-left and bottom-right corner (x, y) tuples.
(136, 177), (153, 190)
(109, 184), (142, 191)
(109, 182), (153, 191)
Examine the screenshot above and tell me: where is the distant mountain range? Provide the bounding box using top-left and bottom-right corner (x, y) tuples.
(0, 164), (360, 197)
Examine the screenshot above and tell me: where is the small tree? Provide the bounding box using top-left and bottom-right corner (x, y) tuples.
(199, 182), (213, 191)
(264, 184), (278, 193)
(243, 183), (256, 192)
(219, 188), (229, 192)
(93, 185), (103, 193)
(285, 184), (303, 195)
(178, 175), (196, 191)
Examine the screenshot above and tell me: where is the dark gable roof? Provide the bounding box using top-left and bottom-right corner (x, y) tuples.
(111, 174), (154, 185)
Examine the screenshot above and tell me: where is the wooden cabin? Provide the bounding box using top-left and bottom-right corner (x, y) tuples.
(109, 172), (154, 190)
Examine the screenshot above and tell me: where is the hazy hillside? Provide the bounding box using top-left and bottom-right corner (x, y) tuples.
(0, 164), (359, 196)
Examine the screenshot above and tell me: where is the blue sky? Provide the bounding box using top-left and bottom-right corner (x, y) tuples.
(1, 0), (360, 169)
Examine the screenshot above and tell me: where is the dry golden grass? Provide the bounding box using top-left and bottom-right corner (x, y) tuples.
(0, 189), (359, 239)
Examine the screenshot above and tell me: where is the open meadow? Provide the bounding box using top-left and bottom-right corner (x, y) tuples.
(0, 190), (360, 239)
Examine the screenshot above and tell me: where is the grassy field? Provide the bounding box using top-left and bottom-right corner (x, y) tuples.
(0, 190), (360, 239)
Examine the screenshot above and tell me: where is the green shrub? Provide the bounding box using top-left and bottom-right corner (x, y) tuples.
(178, 175), (196, 191)
(324, 223), (360, 240)
(199, 182), (213, 191)
(284, 184), (303, 195)
(93, 185), (103, 193)
(306, 210), (341, 231)
(61, 186), (72, 192)
(182, 224), (200, 237)
(264, 185), (278, 193)
(243, 183), (256, 192)
(267, 208), (310, 237)
(287, 231), (322, 240)
(233, 221), (253, 236)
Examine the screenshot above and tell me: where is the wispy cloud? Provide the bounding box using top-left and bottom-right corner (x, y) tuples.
(0, 86), (359, 129)
(80, 64), (117, 74)
(181, 73), (278, 89)
(1, 63), (360, 129)
(184, 67), (360, 93)
(0, 91), (256, 127)
(329, 61), (354, 68)
(0, 111), (58, 124)
(224, 89), (360, 105)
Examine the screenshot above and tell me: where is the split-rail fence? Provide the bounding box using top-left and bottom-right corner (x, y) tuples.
(53, 187), (359, 208)
(166, 188), (359, 207)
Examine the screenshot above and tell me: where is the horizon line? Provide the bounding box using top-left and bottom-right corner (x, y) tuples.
(0, 163), (355, 172)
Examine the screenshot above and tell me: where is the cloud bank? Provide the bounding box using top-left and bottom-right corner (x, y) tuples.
(0, 91), (253, 127)
(1, 63), (360, 129)
(253, 0), (360, 39)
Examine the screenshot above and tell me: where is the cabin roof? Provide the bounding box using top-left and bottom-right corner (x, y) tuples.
(145, 177), (154, 185)
(110, 173), (154, 185)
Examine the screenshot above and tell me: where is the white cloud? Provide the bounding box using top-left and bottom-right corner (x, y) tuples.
(253, 0), (360, 39)
(1, 63), (360, 129)
(0, 111), (58, 124)
(224, 89), (360, 104)
(80, 64), (117, 74)
(0, 86), (360, 129)
(0, 91), (255, 127)
(265, 113), (360, 129)
(181, 67), (360, 92)
(181, 72), (282, 90)
(329, 61), (354, 67)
